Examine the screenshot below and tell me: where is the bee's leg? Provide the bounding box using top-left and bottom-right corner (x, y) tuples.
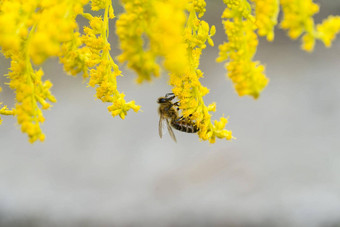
(176, 116), (184, 122)
(166, 101), (180, 111)
(164, 101), (178, 111)
(176, 113), (193, 121)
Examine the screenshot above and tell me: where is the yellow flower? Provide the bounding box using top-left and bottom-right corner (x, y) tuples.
(0, 0), (90, 142)
(218, 0), (269, 99)
(0, 103), (15, 125)
(316, 16), (340, 48)
(8, 53), (56, 143)
(116, 0), (188, 83)
(60, 32), (90, 77)
(280, 0), (319, 40)
(29, 0), (89, 65)
(91, 0), (106, 11)
(279, 0), (340, 51)
(107, 93), (140, 120)
(251, 0), (279, 41)
(82, 1), (141, 119)
(169, 3), (233, 143)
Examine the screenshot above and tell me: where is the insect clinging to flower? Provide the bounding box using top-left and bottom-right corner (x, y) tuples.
(157, 93), (199, 142)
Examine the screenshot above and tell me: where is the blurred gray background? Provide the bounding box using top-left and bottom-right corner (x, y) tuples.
(1, 1), (340, 226)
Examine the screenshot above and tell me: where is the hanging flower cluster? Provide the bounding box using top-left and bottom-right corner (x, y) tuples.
(280, 0), (340, 51)
(0, 0), (339, 143)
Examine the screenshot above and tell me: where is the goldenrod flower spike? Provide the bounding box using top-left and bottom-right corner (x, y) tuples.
(116, 0), (188, 83)
(252, 0), (279, 41)
(218, 0), (269, 99)
(280, 0), (319, 51)
(316, 16), (340, 48)
(280, 0), (340, 52)
(7, 48), (56, 143)
(0, 0), (86, 142)
(170, 1), (233, 143)
(82, 0), (141, 119)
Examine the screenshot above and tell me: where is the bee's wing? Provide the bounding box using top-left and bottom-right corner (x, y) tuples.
(166, 119), (177, 142)
(159, 115), (164, 138)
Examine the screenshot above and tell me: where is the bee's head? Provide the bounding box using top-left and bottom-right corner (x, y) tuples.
(157, 97), (167, 103)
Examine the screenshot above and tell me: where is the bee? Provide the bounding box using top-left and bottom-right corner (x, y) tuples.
(157, 93), (199, 142)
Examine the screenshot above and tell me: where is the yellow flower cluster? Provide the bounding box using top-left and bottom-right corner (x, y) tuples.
(8, 54), (56, 142)
(280, 0), (318, 51)
(217, 0), (269, 99)
(280, 0), (340, 51)
(116, 0), (188, 83)
(0, 0), (339, 143)
(252, 0), (279, 41)
(29, 0), (87, 65)
(0, 0), (139, 142)
(116, 0), (233, 143)
(59, 31), (89, 77)
(316, 16), (340, 48)
(0, 0), (65, 142)
(170, 1), (233, 143)
(81, 1), (140, 119)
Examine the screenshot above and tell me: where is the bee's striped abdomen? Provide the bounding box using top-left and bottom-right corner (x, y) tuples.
(171, 120), (199, 133)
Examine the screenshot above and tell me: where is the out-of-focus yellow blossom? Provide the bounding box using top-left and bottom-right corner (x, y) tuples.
(218, 0), (269, 99)
(29, 1), (87, 64)
(0, 103), (15, 125)
(280, 0), (319, 51)
(191, 0), (206, 17)
(59, 32), (90, 77)
(316, 16), (340, 48)
(170, 2), (233, 143)
(280, 0), (318, 38)
(0, 0), (85, 142)
(280, 0), (340, 52)
(0, 0), (139, 142)
(58, 0), (90, 77)
(116, 0), (188, 83)
(251, 0), (279, 41)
